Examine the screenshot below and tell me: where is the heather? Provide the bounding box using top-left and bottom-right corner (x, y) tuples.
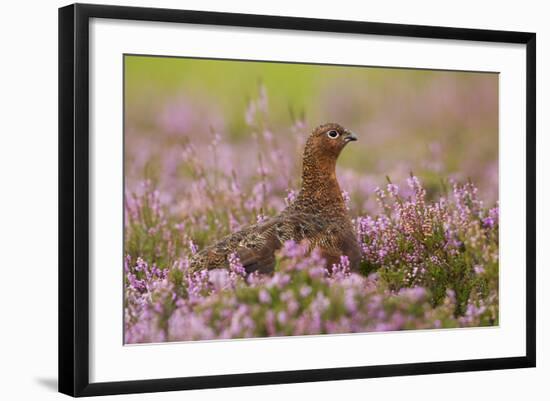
(124, 57), (499, 343)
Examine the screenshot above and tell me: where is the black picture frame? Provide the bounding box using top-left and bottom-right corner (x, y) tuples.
(58, 3), (536, 397)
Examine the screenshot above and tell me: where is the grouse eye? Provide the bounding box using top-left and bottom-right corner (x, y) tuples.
(327, 130), (339, 139)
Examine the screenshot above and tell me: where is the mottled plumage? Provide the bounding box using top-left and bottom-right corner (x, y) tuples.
(190, 123), (361, 273)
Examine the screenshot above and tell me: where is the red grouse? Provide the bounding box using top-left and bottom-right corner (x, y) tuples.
(190, 123), (361, 273)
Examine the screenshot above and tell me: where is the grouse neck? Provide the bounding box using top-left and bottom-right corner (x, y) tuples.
(295, 149), (347, 214)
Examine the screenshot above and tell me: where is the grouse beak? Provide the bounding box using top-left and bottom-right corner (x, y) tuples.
(344, 131), (358, 143)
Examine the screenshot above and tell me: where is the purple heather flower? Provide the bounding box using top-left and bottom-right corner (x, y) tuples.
(374, 186), (385, 199)
(135, 257), (147, 272)
(280, 240), (306, 259)
(285, 189), (297, 206)
(401, 286), (427, 302)
(124, 255), (131, 273)
(258, 289), (271, 304)
(387, 183), (399, 197)
(209, 269), (230, 291)
(188, 240), (198, 255)
(331, 255), (351, 278)
(406, 175), (421, 190)
(299, 285), (312, 298)
(482, 216), (495, 228)
(228, 253), (246, 277)
(489, 206), (499, 221)
(344, 291), (357, 314)
(473, 265), (485, 275)
(277, 311), (288, 325)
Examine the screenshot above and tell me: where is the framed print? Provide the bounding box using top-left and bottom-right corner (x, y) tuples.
(58, 3), (536, 397)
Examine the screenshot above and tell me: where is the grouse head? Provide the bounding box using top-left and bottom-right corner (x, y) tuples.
(305, 123), (357, 162)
